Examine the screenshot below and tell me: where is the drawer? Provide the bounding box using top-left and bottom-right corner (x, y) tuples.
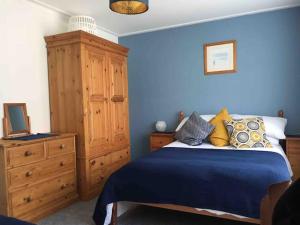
(290, 164), (300, 180)
(8, 143), (45, 167)
(113, 134), (129, 146)
(111, 149), (129, 164)
(111, 159), (129, 173)
(10, 171), (76, 217)
(47, 137), (74, 157)
(287, 141), (300, 154)
(151, 136), (174, 149)
(90, 168), (107, 187)
(89, 154), (112, 172)
(8, 153), (75, 189)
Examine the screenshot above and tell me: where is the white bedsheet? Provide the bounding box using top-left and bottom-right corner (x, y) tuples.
(104, 142), (292, 224)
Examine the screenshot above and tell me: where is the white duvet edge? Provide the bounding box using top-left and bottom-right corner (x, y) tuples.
(103, 202), (247, 225)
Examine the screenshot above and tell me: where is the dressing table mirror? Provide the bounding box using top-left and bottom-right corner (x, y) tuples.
(2, 103), (31, 139)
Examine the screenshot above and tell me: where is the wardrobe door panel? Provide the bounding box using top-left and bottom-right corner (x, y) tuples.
(108, 54), (130, 150)
(85, 48), (110, 155)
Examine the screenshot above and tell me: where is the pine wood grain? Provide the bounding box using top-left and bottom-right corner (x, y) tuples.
(45, 31), (131, 200)
(0, 134), (77, 222)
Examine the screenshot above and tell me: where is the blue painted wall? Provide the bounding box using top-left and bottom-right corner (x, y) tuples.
(120, 7), (300, 159)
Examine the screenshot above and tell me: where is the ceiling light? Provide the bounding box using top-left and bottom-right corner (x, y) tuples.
(110, 0), (149, 15)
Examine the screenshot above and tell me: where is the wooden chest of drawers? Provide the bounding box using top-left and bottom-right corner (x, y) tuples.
(0, 134), (77, 222)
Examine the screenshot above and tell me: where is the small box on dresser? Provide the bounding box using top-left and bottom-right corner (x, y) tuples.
(0, 134), (77, 223)
(150, 132), (175, 151)
(286, 135), (300, 181)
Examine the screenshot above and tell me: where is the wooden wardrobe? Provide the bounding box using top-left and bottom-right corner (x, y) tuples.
(45, 31), (130, 200)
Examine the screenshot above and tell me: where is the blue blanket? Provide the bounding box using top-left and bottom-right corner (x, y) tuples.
(93, 147), (291, 225)
(0, 216), (35, 225)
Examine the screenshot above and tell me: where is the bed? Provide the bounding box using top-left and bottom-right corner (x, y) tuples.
(93, 111), (292, 225)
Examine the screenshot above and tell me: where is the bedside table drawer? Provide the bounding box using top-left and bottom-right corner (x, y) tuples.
(151, 137), (173, 147)
(287, 140), (300, 153)
(150, 133), (175, 151)
(286, 136), (300, 181)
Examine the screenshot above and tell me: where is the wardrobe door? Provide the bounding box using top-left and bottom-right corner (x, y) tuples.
(108, 53), (130, 150)
(85, 47), (111, 156)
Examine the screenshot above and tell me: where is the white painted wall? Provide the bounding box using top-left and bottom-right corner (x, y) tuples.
(0, 0), (118, 137)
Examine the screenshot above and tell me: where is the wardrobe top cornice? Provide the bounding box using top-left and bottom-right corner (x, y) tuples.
(44, 30), (129, 57)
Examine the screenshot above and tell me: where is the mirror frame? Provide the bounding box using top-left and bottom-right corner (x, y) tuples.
(3, 103), (31, 138)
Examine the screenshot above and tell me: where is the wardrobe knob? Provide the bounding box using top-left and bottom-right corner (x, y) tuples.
(59, 144), (65, 149)
(24, 151), (32, 157)
(61, 184), (67, 190)
(91, 160), (96, 166)
(25, 171), (33, 177)
(24, 196), (32, 203)
(60, 162), (65, 167)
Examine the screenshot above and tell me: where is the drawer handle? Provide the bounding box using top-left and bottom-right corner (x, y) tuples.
(119, 155), (123, 159)
(100, 162), (104, 166)
(100, 176), (104, 181)
(59, 144), (65, 149)
(61, 184), (68, 190)
(23, 196), (32, 203)
(24, 151), (32, 157)
(91, 160), (96, 166)
(25, 171), (33, 177)
(60, 161), (65, 167)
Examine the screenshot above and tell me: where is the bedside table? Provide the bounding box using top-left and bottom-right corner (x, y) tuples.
(150, 132), (175, 151)
(286, 135), (300, 180)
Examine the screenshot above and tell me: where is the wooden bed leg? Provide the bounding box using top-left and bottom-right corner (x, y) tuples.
(109, 203), (118, 225)
(260, 182), (290, 225)
(261, 195), (271, 225)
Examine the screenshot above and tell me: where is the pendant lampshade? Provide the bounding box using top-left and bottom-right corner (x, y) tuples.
(110, 0), (149, 15)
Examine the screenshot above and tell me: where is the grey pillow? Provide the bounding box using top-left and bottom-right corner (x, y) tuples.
(175, 112), (215, 146)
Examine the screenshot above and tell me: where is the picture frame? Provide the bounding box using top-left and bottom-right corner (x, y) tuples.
(204, 40), (237, 75)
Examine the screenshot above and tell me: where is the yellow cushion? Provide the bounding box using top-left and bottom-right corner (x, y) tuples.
(209, 108), (232, 146)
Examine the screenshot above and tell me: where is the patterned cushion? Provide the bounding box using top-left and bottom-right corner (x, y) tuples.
(224, 117), (272, 149)
(175, 112), (215, 146)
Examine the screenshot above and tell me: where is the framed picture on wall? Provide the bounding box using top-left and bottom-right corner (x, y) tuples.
(204, 40), (237, 75)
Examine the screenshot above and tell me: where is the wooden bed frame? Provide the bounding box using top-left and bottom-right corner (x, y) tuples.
(109, 110), (290, 225)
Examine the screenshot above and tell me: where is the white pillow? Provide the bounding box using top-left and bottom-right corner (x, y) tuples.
(175, 114), (215, 132)
(267, 136), (280, 145)
(231, 114), (287, 140)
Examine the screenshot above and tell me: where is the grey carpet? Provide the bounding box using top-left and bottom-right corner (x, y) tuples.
(37, 199), (252, 225)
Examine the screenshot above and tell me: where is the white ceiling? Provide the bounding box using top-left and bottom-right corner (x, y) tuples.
(35, 0), (300, 36)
